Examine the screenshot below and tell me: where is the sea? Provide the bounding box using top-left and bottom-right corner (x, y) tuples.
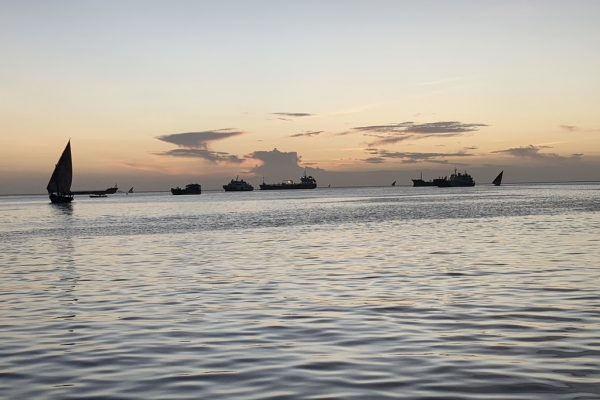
(1, 184), (599, 400)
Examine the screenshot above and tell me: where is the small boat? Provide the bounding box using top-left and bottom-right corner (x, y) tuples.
(71, 185), (118, 196)
(171, 183), (201, 195)
(104, 185), (118, 194)
(259, 172), (317, 190)
(411, 172), (444, 187)
(492, 171), (503, 186)
(89, 194), (107, 198)
(391, 180), (396, 186)
(437, 169), (476, 187)
(47, 141), (74, 203)
(126, 187), (134, 195)
(223, 177), (254, 191)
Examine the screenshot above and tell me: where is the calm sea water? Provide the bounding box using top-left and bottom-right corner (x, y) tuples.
(1, 184), (599, 399)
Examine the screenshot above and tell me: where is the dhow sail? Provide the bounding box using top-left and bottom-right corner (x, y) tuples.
(47, 141), (73, 202)
(492, 171), (503, 186)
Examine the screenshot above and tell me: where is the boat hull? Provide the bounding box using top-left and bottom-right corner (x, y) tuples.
(171, 189), (201, 195)
(259, 183), (316, 190)
(223, 186), (254, 191)
(49, 193), (74, 203)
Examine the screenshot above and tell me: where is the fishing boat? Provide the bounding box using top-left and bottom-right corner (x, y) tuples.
(127, 187), (134, 194)
(223, 177), (254, 191)
(391, 180), (396, 187)
(492, 171), (503, 186)
(436, 169), (476, 187)
(89, 194), (107, 198)
(47, 141), (74, 203)
(171, 183), (201, 195)
(259, 172), (317, 190)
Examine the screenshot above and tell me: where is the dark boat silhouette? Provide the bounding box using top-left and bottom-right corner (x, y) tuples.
(412, 172), (445, 187)
(171, 183), (201, 195)
(71, 185), (118, 196)
(391, 180), (396, 186)
(223, 177), (254, 191)
(493, 171), (503, 186)
(437, 169), (476, 187)
(47, 141), (74, 203)
(259, 172), (317, 190)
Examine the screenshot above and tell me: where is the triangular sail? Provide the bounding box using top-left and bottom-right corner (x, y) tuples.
(492, 171), (503, 186)
(47, 141), (73, 194)
(128, 187), (134, 193)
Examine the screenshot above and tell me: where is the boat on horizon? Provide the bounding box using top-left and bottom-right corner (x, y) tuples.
(412, 172), (445, 187)
(437, 169), (476, 187)
(493, 171), (503, 186)
(171, 183), (201, 195)
(89, 194), (107, 198)
(71, 185), (118, 196)
(223, 177), (254, 191)
(259, 172), (317, 190)
(126, 187), (134, 195)
(47, 141), (74, 203)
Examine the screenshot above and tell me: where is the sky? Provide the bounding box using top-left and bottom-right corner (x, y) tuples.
(1, 0), (600, 194)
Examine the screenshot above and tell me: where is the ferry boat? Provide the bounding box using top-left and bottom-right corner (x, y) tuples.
(223, 177), (254, 191)
(171, 183), (201, 195)
(436, 169), (475, 187)
(259, 173), (317, 190)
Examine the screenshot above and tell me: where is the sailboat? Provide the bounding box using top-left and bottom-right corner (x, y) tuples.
(391, 180), (396, 186)
(127, 187), (134, 195)
(492, 171), (503, 186)
(47, 141), (74, 203)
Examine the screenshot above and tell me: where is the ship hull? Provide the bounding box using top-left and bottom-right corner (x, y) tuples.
(49, 193), (74, 203)
(259, 183), (316, 190)
(171, 189), (201, 195)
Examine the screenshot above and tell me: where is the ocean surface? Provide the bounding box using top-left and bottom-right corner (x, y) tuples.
(1, 184), (599, 400)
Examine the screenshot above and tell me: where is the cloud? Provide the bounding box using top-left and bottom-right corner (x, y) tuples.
(364, 148), (475, 164)
(559, 125), (578, 132)
(353, 121), (487, 146)
(156, 129), (243, 149)
(247, 148), (322, 180)
(289, 130), (323, 138)
(156, 129), (244, 164)
(491, 145), (583, 160)
(272, 112), (314, 120)
(159, 148), (244, 163)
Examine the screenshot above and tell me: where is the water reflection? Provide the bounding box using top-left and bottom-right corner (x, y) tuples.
(49, 202), (73, 216)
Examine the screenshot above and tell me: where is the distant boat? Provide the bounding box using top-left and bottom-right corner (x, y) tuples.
(492, 171), (503, 186)
(223, 177), (254, 191)
(105, 185), (118, 194)
(47, 141), (74, 203)
(412, 172), (444, 187)
(89, 194), (107, 198)
(437, 169), (476, 187)
(71, 184), (118, 196)
(126, 187), (134, 195)
(259, 172), (317, 190)
(391, 180), (396, 186)
(171, 183), (201, 195)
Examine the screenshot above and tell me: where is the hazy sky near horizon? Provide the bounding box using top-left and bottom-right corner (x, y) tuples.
(1, 0), (600, 193)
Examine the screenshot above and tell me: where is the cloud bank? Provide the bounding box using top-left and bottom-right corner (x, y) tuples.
(364, 148), (475, 164)
(289, 130), (323, 138)
(156, 129), (244, 163)
(492, 145), (583, 160)
(272, 112), (314, 118)
(354, 121), (487, 146)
